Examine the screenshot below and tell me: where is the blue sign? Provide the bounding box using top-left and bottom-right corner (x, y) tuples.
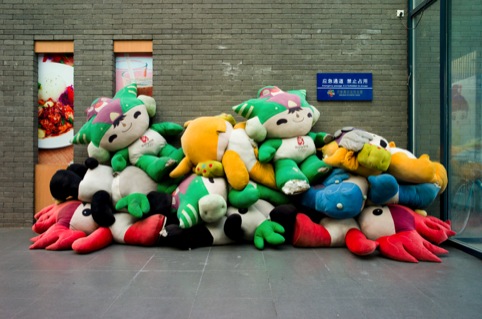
(317, 73), (373, 101)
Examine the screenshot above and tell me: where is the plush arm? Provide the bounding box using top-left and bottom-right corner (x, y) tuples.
(253, 220), (285, 250)
(308, 131), (334, 148)
(150, 122), (184, 137)
(115, 193), (151, 218)
(408, 210), (456, 244)
(30, 224), (86, 251)
(258, 139), (282, 163)
(72, 227), (114, 254)
(345, 228), (378, 256)
(32, 203), (65, 234)
(375, 231), (448, 263)
(111, 148), (130, 172)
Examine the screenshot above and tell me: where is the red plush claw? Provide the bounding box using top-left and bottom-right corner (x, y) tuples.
(72, 227), (114, 254)
(376, 230), (448, 263)
(30, 224), (86, 251)
(410, 211), (456, 245)
(345, 228), (378, 256)
(32, 201), (83, 234)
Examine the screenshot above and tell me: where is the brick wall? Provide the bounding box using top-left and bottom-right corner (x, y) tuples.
(0, 0), (408, 226)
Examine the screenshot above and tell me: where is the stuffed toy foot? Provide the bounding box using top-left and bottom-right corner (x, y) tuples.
(123, 214), (166, 246)
(368, 174), (440, 209)
(269, 205), (331, 247)
(292, 214), (331, 247)
(274, 159), (311, 195)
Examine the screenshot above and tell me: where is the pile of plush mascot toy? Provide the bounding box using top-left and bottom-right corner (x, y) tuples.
(30, 84), (456, 263)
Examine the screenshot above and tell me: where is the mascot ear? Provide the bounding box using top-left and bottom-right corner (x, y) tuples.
(50, 169), (82, 201)
(87, 143), (111, 164)
(72, 120), (93, 145)
(138, 95), (156, 118)
(66, 163), (88, 180)
(91, 190), (116, 227)
(245, 117), (267, 143)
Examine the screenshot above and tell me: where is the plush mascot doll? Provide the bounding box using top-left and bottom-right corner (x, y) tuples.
(299, 168), (369, 219)
(169, 113), (276, 191)
(346, 204), (456, 262)
(386, 142), (448, 193)
(30, 197), (169, 254)
(299, 168), (442, 220)
(49, 158), (162, 223)
(270, 204), (455, 263)
(157, 199), (286, 250)
(320, 127), (448, 193)
(320, 127), (392, 177)
(224, 199), (286, 250)
(233, 86), (333, 195)
(72, 83), (184, 182)
(169, 174), (229, 229)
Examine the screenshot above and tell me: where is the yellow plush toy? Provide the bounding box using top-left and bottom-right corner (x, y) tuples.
(387, 142), (448, 193)
(169, 114), (276, 191)
(320, 127), (448, 193)
(320, 127), (391, 177)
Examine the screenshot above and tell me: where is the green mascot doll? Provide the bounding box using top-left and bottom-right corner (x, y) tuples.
(233, 86), (333, 195)
(73, 83), (184, 182)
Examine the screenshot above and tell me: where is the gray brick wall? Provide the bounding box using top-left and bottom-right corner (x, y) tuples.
(0, 0), (408, 226)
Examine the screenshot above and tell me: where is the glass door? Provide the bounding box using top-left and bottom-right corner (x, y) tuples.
(410, 0), (482, 256)
(448, 1), (482, 254)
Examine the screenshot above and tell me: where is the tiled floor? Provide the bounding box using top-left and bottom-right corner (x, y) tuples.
(0, 228), (481, 319)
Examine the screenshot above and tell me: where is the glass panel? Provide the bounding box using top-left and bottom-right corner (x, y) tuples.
(412, 2), (441, 217)
(412, 0), (426, 10)
(37, 53), (74, 164)
(115, 53), (153, 96)
(448, 1), (482, 253)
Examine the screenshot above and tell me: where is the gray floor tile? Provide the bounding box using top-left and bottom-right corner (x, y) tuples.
(0, 228), (480, 319)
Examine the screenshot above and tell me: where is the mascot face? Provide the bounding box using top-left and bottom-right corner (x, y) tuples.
(97, 103), (150, 151)
(233, 86), (320, 141)
(73, 83), (154, 152)
(69, 202), (98, 235)
(262, 103), (317, 139)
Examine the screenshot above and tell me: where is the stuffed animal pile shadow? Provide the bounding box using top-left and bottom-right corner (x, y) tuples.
(30, 84), (455, 263)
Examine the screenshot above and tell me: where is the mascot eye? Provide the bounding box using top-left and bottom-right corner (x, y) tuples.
(208, 177), (214, 183)
(82, 208), (92, 216)
(108, 134), (118, 143)
(379, 140), (388, 148)
(276, 119), (288, 126)
(372, 208), (383, 216)
(238, 208), (248, 214)
(133, 111), (142, 119)
(307, 112), (312, 118)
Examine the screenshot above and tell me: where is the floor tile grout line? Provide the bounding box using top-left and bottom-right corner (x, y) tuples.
(188, 247), (212, 319)
(100, 253), (156, 317)
(261, 251), (279, 317)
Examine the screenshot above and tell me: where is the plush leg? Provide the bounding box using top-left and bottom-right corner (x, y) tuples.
(72, 227), (113, 254)
(293, 214), (331, 247)
(124, 214), (166, 246)
(269, 204), (298, 244)
(158, 224), (214, 250)
(367, 174), (399, 205)
(136, 154), (178, 182)
(224, 214), (245, 242)
(275, 159), (310, 195)
(300, 154), (331, 184)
